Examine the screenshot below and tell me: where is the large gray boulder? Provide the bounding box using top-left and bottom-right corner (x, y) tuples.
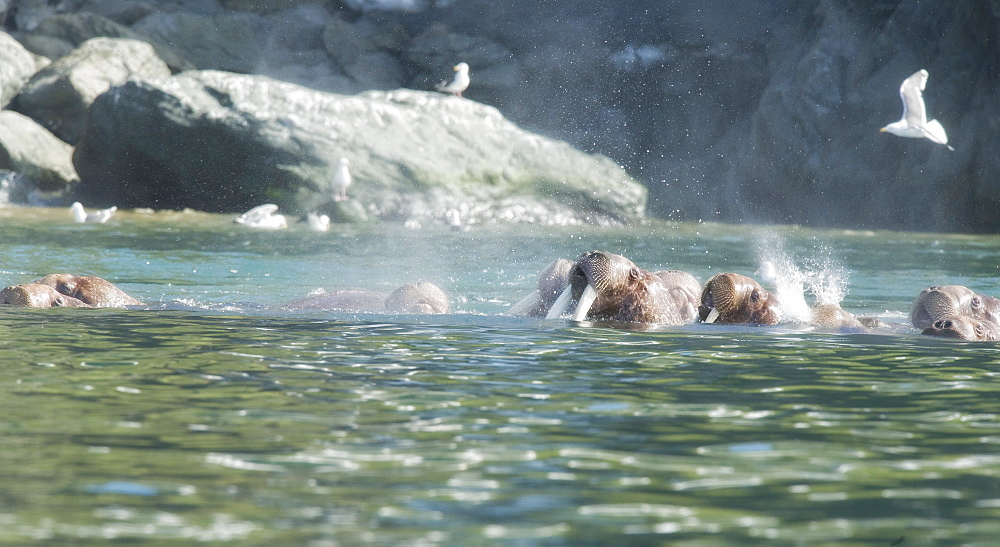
(0, 111), (80, 192)
(73, 70), (646, 225)
(23, 12), (192, 71)
(132, 5), (352, 92)
(323, 15), (409, 92)
(0, 32), (37, 108)
(15, 37), (171, 144)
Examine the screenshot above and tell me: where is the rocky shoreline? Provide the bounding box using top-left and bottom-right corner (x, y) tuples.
(1, 1), (998, 231)
(0, 1), (646, 226)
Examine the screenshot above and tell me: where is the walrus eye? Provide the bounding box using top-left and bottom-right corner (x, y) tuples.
(971, 297), (982, 310)
(629, 268), (640, 279)
(750, 289), (760, 303)
(54, 297), (66, 307)
(975, 324), (985, 337)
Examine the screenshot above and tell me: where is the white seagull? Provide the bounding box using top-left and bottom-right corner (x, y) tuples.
(307, 212), (330, 232)
(70, 202), (117, 224)
(435, 62), (470, 97)
(234, 204), (288, 230)
(880, 69), (954, 151)
(331, 157), (351, 202)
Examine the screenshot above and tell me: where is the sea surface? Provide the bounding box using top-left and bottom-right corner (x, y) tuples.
(1, 206), (999, 544)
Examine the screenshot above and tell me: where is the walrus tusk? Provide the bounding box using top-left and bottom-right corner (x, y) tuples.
(571, 284), (600, 322)
(704, 307), (720, 324)
(506, 290), (542, 316)
(545, 285), (575, 319)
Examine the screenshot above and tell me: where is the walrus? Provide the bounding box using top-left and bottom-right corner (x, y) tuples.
(506, 258), (573, 317)
(385, 282), (450, 314)
(32, 274), (143, 308)
(807, 302), (888, 331)
(544, 250), (701, 325)
(699, 272), (781, 325)
(286, 282), (449, 314)
(0, 283), (88, 307)
(911, 285), (1000, 329)
(921, 315), (1000, 341)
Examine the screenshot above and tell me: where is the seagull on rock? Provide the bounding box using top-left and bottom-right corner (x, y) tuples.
(331, 157), (351, 202)
(70, 202), (117, 224)
(234, 204), (288, 230)
(880, 69), (954, 151)
(436, 62), (470, 97)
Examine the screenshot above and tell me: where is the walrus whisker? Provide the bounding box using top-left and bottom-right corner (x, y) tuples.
(545, 285), (575, 320)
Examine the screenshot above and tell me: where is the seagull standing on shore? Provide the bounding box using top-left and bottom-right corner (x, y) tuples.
(331, 157), (351, 202)
(70, 202), (117, 224)
(880, 69), (954, 151)
(234, 204), (288, 229)
(436, 62), (470, 97)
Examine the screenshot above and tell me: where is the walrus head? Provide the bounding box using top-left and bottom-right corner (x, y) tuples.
(506, 258), (573, 317)
(542, 250), (646, 321)
(0, 283), (88, 307)
(922, 315), (1000, 341)
(544, 250), (699, 325)
(911, 285), (1000, 329)
(33, 273), (142, 308)
(699, 272), (781, 325)
(385, 282), (449, 314)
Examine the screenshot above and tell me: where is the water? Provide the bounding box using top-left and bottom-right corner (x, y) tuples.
(1, 205), (999, 544)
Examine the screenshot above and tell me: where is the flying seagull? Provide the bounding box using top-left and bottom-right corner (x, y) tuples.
(436, 62), (470, 97)
(880, 69), (954, 151)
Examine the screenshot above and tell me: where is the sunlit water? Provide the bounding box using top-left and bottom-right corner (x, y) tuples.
(1, 206), (999, 544)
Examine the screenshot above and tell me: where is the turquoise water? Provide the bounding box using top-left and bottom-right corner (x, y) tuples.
(1, 206), (999, 544)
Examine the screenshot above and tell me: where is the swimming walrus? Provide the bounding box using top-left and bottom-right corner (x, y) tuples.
(32, 273), (143, 308)
(0, 283), (88, 307)
(286, 282), (449, 314)
(506, 258), (573, 317)
(911, 285), (1000, 329)
(698, 272), (781, 325)
(545, 250), (701, 325)
(921, 315), (1000, 341)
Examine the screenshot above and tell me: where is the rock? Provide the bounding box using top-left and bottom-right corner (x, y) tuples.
(73, 70), (646, 225)
(0, 32), (37, 108)
(0, 110), (80, 192)
(221, 0), (318, 13)
(322, 15), (409, 91)
(13, 33), (76, 61)
(76, 0), (159, 25)
(27, 12), (192, 71)
(131, 10), (266, 73)
(15, 37), (171, 144)
(132, 5), (346, 91)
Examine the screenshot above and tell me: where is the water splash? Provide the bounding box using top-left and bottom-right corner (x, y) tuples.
(755, 234), (849, 323)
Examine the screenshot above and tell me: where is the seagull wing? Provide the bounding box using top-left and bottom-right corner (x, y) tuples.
(900, 69), (929, 127)
(238, 204), (279, 224)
